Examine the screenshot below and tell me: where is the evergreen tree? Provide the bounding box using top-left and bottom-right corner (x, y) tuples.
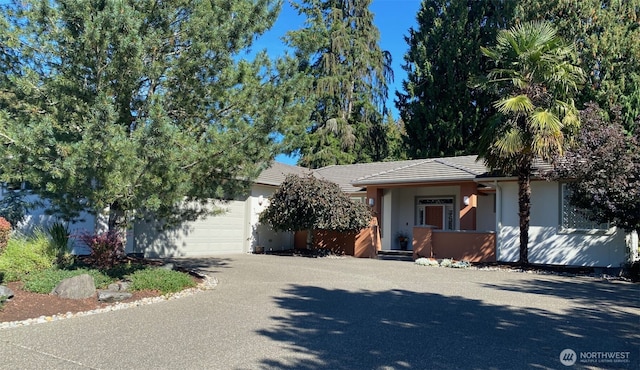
(0, 0), (306, 234)
(285, 0), (393, 168)
(396, 0), (514, 159)
(516, 0), (640, 131)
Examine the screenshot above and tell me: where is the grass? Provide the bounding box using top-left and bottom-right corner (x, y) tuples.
(22, 268), (113, 294)
(128, 268), (197, 294)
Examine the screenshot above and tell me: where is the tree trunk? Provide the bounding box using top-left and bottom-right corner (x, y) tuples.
(107, 201), (127, 245)
(517, 163), (531, 266)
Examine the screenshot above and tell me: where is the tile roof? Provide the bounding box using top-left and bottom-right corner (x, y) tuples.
(313, 159), (426, 193)
(350, 155), (488, 187)
(257, 155), (491, 193)
(255, 161), (311, 186)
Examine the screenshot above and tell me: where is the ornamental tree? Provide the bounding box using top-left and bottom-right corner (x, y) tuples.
(552, 103), (640, 233)
(259, 174), (371, 249)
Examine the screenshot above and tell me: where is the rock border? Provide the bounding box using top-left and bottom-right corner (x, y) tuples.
(0, 272), (218, 330)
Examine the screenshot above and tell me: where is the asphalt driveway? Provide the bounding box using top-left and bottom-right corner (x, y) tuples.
(1, 254), (638, 369)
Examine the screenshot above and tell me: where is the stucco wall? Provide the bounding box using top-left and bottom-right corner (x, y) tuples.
(0, 192), (98, 255)
(476, 193), (496, 232)
(497, 181), (628, 267)
(250, 185), (294, 252)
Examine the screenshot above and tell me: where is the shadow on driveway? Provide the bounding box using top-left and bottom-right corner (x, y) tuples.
(257, 281), (639, 369)
(164, 257), (235, 274)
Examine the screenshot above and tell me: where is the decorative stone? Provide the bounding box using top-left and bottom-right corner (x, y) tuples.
(97, 290), (133, 303)
(107, 281), (131, 291)
(51, 274), (96, 299)
(0, 285), (14, 299)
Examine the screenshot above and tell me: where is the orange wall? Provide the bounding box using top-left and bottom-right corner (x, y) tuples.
(366, 186), (383, 226)
(294, 219), (381, 258)
(412, 227), (495, 262)
(459, 182), (477, 230)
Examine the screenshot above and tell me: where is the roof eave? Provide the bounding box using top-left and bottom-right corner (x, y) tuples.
(352, 176), (480, 187)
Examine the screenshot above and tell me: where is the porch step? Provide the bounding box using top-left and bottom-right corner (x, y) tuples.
(377, 250), (414, 261)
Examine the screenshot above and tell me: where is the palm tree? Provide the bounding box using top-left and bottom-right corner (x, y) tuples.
(479, 21), (584, 265)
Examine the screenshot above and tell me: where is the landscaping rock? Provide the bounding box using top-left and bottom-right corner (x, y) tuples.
(0, 285), (14, 299)
(107, 281), (131, 292)
(97, 290), (133, 303)
(51, 274), (96, 299)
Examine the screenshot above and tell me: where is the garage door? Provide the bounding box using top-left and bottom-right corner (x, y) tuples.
(134, 198), (247, 258)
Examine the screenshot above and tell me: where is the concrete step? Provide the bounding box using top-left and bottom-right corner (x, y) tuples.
(377, 250), (413, 261)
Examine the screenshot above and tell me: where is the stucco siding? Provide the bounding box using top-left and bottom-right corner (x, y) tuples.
(249, 185), (294, 252)
(476, 193), (495, 232)
(497, 181), (628, 267)
(0, 193), (97, 255)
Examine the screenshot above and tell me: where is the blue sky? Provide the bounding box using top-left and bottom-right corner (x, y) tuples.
(260, 0), (424, 165)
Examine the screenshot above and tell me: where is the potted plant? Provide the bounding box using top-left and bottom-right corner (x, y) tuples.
(396, 231), (409, 251)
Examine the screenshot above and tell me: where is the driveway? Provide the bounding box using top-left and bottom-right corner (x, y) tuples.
(1, 254), (638, 369)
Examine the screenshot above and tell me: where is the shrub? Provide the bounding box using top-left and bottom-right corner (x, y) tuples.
(0, 230), (57, 282)
(22, 268), (113, 294)
(415, 257), (439, 267)
(440, 258), (454, 268)
(47, 221), (74, 267)
(77, 231), (125, 269)
(128, 268), (196, 294)
(48, 221), (69, 252)
(0, 217), (12, 252)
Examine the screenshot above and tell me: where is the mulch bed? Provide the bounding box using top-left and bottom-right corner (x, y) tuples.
(0, 257), (204, 323)
(0, 281), (161, 323)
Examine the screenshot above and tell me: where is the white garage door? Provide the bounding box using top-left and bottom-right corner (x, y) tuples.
(134, 198), (247, 258)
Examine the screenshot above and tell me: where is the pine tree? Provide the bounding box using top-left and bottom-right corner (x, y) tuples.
(285, 0), (393, 168)
(0, 0), (306, 234)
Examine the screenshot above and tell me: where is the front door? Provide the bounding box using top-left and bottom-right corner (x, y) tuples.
(416, 197), (455, 230)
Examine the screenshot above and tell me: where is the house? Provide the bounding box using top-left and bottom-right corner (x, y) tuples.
(344, 155), (636, 267)
(6, 155), (637, 267)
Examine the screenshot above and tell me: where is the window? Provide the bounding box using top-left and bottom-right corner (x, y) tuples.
(416, 197), (455, 230)
(560, 184), (609, 231)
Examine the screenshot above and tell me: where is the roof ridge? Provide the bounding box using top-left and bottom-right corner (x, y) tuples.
(352, 158), (433, 183)
(434, 156), (482, 176)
